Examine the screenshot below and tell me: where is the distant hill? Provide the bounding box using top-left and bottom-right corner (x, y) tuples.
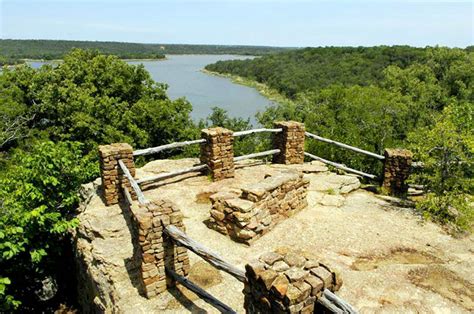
(0, 39), (293, 64)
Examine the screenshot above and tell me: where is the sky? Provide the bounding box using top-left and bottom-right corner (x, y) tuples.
(0, 0), (472, 47)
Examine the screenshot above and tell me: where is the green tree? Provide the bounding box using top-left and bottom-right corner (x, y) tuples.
(408, 103), (473, 231)
(0, 141), (98, 310)
(0, 49), (196, 152)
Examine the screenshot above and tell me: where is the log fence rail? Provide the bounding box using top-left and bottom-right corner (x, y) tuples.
(103, 123), (408, 313)
(304, 131), (384, 180)
(118, 157), (356, 313)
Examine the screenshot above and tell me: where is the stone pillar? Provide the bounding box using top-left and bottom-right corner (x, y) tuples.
(382, 148), (413, 196)
(244, 250), (342, 314)
(273, 121), (305, 165)
(200, 127), (234, 181)
(131, 199), (190, 298)
(98, 143), (136, 206)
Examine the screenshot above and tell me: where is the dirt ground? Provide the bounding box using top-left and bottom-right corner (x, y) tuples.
(85, 158), (474, 313)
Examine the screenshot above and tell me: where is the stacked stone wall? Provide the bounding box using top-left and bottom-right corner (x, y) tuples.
(382, 148), (413, 196)
(244, 250), (342, 313)
(273, 121), (305, 165)
(200, 127), (234, 181)
(130, 199), (190, 298)
(209, 171), (309, 244)
(98, 143), (136, 206)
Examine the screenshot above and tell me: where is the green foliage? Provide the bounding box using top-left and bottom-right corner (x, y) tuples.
(258, 85), (413, 174)
(0, 49), (199, 310)
(210, 45), (473, 230)
(417, 193), (473, 233)
(408, 104), (473, 195)
(0, 141), (98, 309)
(0, 39), (291, 63)
(206, 46), (430, 98)
(408, 103), (473, 232)
(199, 107), (271, 156)
(0, 49), (196, 151)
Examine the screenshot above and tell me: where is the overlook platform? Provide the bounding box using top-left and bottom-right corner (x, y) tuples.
(75, 158), (474, 313)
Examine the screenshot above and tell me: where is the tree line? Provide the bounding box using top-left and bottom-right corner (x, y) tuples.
(0, 39), (291, 65)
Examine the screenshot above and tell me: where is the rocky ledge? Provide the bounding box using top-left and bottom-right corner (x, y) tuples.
(73, 158), (473, 313)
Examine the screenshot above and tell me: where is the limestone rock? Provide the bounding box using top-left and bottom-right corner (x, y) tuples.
(320, 194), (345, 207)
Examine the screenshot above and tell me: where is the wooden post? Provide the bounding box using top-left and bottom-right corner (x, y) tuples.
(273, 121), (305, 164)
(200, 127), (234, 181)
(98, 143), (136, 206)
(382, 148), (413, 196)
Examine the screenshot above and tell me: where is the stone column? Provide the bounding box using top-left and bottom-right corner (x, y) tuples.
(273, 121), (305, 165)
(382, 148), (413, 196)
(244, 250), (342, 314)
(131, 199), (190, 298)
(98, 143), (136, 206)
(200, 127), (235, 181)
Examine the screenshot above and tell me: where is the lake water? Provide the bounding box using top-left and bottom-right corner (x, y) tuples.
(129, 55), (274, 124)
(29, 55), (275, 124)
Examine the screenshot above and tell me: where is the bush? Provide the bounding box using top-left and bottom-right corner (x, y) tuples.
(417, 193), (473, 233)
(0, 141), (98, 310)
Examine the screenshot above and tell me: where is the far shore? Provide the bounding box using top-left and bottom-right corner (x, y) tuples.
(201, 68), (292, 107)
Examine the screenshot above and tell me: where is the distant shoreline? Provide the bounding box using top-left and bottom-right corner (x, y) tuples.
(201, 68), (292, 107)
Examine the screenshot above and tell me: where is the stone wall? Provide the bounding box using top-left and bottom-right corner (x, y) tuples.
(200, 127), (235, 181)
(98, 143), (136, 206)
(208, 171), (309, 244)
(382, 148), (413, 196)
(244, 250), (342, 313)
(273, 121), (305, 165)
(130, 199), (190, 298)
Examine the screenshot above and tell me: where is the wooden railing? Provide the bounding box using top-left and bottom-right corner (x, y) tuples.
(136, 164), (207, 185)
(233, 128), (282, 137)
(166, 269), (236, 313)
(119, 159), (237, 312)
(118, 160), (148, 204)
(304, 152), (377, 179)
(164, 225), (246, 282)
(305, 132), (384, 160)
(305, 131), (383, 180)
(132, 128), (283, 185)
(234, 149), (280, 162)
(133, 139), (206, 157)
(118, 147), (357, 313)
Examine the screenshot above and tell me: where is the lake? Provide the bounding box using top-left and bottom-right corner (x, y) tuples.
(30, 55), (275, 124)
(129, 55), (274, 124)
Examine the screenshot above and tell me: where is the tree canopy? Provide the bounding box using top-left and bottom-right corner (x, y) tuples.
(0, 49), (198, 310)
(209, 46), (473, 232)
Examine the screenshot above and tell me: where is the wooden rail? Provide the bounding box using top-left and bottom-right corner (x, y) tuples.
(318, 296), (344, 313)
(164, 225), (246, 283)
(322, 289), (358, 313)
(233, 128), (282, 137)
(305, 132), (385, 160)
(136, 164), (207, 185)
(118, 160), (148, 204)
(304, 152), (377, 179)
(166, 268), (236, 313)
(122, 186), (134, 205)
(234, 149), (280, 162)
(133, 139), (206, 157)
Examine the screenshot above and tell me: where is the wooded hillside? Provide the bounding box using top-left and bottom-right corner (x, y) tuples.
(0, 39), (292, 65)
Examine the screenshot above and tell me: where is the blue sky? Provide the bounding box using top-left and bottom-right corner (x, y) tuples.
(1, 0), (472, 47)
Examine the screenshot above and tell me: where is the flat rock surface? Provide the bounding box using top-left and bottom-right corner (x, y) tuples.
(76, 158), (474, 313)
